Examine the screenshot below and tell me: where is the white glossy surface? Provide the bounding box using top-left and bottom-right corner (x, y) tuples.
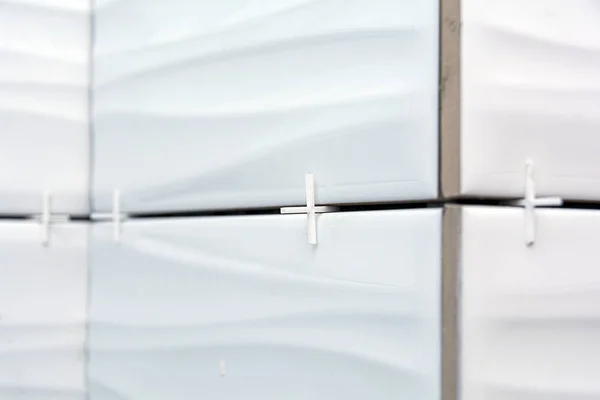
(88, 209), (441, 399)
(93, 0), (439, 213)
(461, 206), (600, 400)
(0, 222), (87, 399)
(461, 0), (600, 200)
(0, 0), (90, 214)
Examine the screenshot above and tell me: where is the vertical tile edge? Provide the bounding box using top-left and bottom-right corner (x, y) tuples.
(440, 0), (462, 198)
(442, 204), (461, 400)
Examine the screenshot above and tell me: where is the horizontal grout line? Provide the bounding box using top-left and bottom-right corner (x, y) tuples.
(336, 199), (444, 212)
(0, 214), (29, 220)
(4, 198), (600, 222)
(558, 200), (600, 211)
(71, 215), (93, 221)
(447, 197), (600, 211)
(445, 197), (520, 207)
(126, 200), (445, 220)
(128, 206), (282, 219)
(0, 214), (93, 221)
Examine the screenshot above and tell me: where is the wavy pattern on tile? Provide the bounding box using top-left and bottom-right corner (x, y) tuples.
(0, 326), (85, 400)
(463, 291), (600, 399)
(0, 0), (90, 214)
(89, 210), (441, 399)
(461, 0), (600, 200)
(461, 207), (600, 400)
(93, 0), (439, 213)
(0, 222), (87, 399)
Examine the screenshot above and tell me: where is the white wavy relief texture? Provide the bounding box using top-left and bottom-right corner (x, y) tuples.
(92, 0), (439, 213)
(0, 0), (90, 214)
(0, 223), (88, 399)
(88, 210), (441, 400)
(461, 207), (600, 400)
(461, 0), (600, 200)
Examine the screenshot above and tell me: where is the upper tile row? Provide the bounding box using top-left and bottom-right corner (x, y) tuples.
(2, 0), (599, 214)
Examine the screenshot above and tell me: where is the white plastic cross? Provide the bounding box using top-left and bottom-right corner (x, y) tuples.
(88, 190), (126, 241)
(41, 190), (51, 246)
(510, 160), (562, 246)
(34, 190), (69, 246)
(112, 190), (126, 242)
(281, 173), (338, 245)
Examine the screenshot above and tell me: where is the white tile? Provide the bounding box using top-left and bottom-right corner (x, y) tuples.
(460, 0), (600, 200)
(88, 209), (441, 399)
(92, 0), (439, 213)
(460, 206), (600, 399)
(0, 0), (90, 214)
(0, 221), (88, 399)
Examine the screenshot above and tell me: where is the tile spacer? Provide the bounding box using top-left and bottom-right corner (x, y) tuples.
(509, 160), (562, 246)
(31, 190), (70, 246)
(281, 173), (338, 245)
(112, 190), (126, 242)
(41, 190), (51, 246)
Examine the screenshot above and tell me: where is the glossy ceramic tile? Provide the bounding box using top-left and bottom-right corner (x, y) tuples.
(460, 206), (600, 400)
(88, 209), (441, 399)
(444, 0), (600, 200)
(0, 221), (88, 399)
(0, 0), (90, 214)
(93, 0), (439, 213)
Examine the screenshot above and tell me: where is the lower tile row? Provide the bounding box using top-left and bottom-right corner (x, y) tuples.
(1, 206), (599, 399)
